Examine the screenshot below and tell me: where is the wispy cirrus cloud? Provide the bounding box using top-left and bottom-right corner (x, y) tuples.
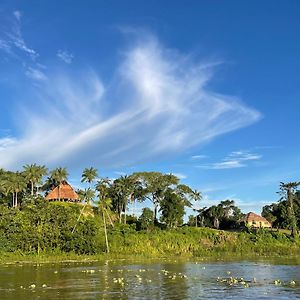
(8, 10), (39, 60)
(191, 154), (207, 160)
(197, 150), (262, 170)
(25, 66), (47, 81)
(0, 34), (261, 170)
(0, 10), (43, 81)
(57, 50), (74, 64)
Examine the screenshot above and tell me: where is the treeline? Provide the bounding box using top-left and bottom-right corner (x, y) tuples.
(0, 164), (300, 256)
(188, 200), (243, 230)
(262, 182), (300, 236)
(0, 165), (201, 227)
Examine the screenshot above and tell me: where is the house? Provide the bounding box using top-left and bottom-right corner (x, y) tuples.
(242, 212), (272, 228)
(45, 181), (79, 202)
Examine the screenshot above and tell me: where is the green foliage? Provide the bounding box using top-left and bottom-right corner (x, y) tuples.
(262, 183), (300, 236)
(194, 200), (243, 230)
(139, 208), (154, 230)
(0, 201), (103, 254)
(160, 189), (185, 228)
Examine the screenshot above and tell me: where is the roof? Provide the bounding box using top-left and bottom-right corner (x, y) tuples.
(45, 182), (79, 201)
(243, 212), (271, 224)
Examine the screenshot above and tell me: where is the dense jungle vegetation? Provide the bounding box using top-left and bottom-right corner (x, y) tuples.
(0, 165), (299, 258)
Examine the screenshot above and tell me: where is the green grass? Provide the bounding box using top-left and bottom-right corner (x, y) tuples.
(1, 227), (299, 264)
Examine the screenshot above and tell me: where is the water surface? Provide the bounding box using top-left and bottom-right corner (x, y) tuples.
(1, 258), (300, 299)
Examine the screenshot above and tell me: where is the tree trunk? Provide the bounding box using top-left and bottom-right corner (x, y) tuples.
(72, 204), (86, 233)
(288, 189), (298, 237)
(154, 204), (158, 222)
(105, 210), (114, 227)
(31, 181), (34, 196)
(124, 204), (127, 224)
(103, 210), (109, 253)
(214, 217), (219, 229)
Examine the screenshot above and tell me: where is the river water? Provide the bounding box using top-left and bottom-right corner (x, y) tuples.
(0, 258), (300, 299)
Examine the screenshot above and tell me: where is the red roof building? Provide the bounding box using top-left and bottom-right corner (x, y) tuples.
(45, 182), (79, 202)
(242, 212), (272, 228)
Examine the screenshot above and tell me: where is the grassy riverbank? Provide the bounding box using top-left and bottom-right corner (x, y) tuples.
(1, 227), (300, 264)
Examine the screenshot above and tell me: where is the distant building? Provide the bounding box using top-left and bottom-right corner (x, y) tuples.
(45, 182), (79, 202)
(242, 212), (272, 228)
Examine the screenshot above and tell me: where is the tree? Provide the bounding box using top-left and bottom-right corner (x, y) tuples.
(208, 205), (224, 229)
(139, 208), (154, 230)
(133, 172), (179, 221)
(279, 181), (300, 237)
(72, 188), (95, 234)
(50, 167), (69, 201)
(95, 178), (114, 253)
(23, 164), (48, 195)
(193, 207), (207, 227)
(81, 167), (98, 187)
(5, 172), (27, 208)
(160, 188), (185, 228)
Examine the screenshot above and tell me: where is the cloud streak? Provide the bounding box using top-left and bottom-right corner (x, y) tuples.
(197, 150), (262, 169)
(57, 50), (74, 64)
(0, 35), (261, 170)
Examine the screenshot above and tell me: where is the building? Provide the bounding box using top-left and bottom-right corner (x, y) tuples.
(45, 181), (79, 202)
(242, 212), (272, 228)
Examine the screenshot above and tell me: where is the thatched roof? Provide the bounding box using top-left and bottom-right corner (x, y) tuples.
(243, 212), (271, 224)
(45, 182), (79, 201)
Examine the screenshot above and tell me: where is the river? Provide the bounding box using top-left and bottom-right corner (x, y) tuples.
(1, 258), (300, 299)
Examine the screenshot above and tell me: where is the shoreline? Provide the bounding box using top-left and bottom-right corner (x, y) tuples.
(1, 252), (300, 266)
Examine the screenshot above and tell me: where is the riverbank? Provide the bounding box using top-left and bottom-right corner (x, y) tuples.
(1, 227), (300, 264)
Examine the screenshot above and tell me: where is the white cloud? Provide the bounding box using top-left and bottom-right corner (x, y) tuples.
(0, 10), (38, 61)
(0, 39), (11, 53)
(13, 11), (22, 21)
(0, 36), (261, 170)
(191, 155), (207, 160)
(197, 150), (262, 170)
(57, 50), (74, 64)
(25, 67), (47, 81)
(173, 173), (187, 180)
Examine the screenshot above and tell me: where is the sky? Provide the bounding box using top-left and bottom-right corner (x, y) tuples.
(0, 1), (299, 216)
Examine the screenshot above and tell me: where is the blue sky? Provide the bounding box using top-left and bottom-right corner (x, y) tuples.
(0, 1), (299, 215)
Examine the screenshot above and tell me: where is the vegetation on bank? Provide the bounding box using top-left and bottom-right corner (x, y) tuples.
(0, 199), (300, 260)
(0, 165), (300, 261)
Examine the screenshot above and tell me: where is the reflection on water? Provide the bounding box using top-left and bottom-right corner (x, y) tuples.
(0, 258), (300, 299)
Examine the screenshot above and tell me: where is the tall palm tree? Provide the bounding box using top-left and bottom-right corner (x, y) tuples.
(50, 167), (69, 201)
(279, 181), (300, 237)
(72, 188), (95, 233)
(96, 178), (114, 226)
(4, 172), (27, 208)
(98, 197), (112, 253)
(81, 167), (98, 187)
(113, 175), (136, 224)
(23, 164), (48, 195)
(96, 179), (113, 253)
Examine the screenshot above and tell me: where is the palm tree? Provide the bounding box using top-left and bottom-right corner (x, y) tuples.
(112, 175), (140, 224)
(4, 172), (27, 208)
(96, 179), (113, 253)
(96, 178), (114, 226)
(72, 188), (95, 233)
(279, 181), (300, 237)
(81, 167), (98, 187)
(50, 167), (69, 201)
(23, 164), (48, 195)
